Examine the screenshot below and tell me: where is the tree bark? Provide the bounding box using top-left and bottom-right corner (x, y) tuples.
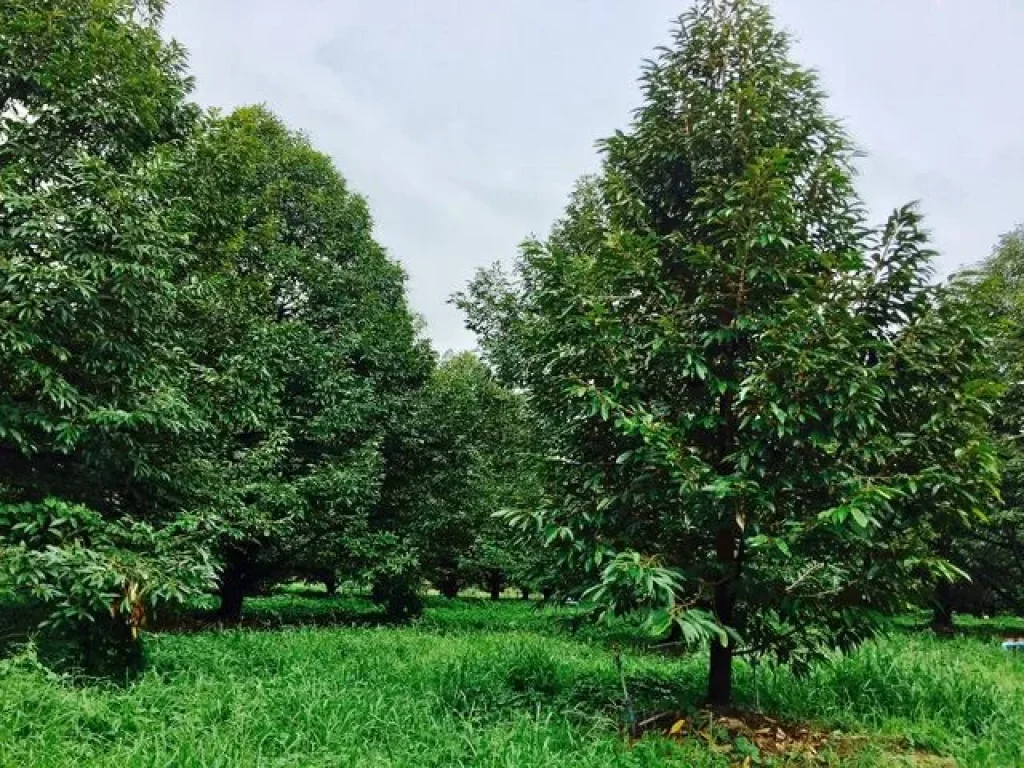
(707, 527), (737, 707)
(667, 621), (684, 644)
(487, 571), (503, 601)
(218, 563), (247, 622)
(437, 574), (460, 599)
(931, 582), (955, 632)
(323, 571), (338, 596)
(707, 588), (735, 706)
(520, 587), (531, 601)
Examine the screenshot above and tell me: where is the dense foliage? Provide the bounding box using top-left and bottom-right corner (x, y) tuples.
(459, 0), (998, 704)
(178, 105), (434, 620)
(940, 227), (1024, 620)
(0, 0), (212, 663)
(0, 0), (530, 659)
(403, 352), (547, 600)
(1, 0), (1020, 731)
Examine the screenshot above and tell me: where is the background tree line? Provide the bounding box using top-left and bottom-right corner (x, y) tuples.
(0, 0), (539, 669)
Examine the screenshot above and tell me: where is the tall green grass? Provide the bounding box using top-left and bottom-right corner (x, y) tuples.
(1, 594), (1021, 767)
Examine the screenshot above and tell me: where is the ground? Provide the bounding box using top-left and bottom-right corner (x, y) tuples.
(1, 590), (1022, 767)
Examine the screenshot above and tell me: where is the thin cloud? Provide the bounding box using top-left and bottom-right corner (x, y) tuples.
(163, 0), (1024, 351)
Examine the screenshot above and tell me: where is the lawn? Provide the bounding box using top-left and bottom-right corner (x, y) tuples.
(1, 593), (1022, 767)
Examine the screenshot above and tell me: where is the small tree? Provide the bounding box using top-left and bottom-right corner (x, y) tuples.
(460, 0), (996, 705)
(398, 352), (543, 601)
(945, 227), (1024, 619)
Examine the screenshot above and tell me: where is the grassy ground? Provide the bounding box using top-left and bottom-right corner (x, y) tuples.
(1, 593), (1022, 767)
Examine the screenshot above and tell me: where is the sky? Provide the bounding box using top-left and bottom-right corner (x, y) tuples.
(162, 0), (1024, 353)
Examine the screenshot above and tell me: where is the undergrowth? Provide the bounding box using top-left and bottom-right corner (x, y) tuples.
(1, 593), (1021, 767)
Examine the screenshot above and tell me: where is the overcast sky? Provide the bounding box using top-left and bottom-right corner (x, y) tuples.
(162, 1), (1024, 353)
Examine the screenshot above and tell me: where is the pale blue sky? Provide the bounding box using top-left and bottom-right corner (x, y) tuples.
(163, 1), (1024, 352)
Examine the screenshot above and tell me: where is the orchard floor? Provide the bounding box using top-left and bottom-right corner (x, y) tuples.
(1, 592), (1022, 767)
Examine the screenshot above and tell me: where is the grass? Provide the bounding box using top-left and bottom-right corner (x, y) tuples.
(1, 593), (1022, 767)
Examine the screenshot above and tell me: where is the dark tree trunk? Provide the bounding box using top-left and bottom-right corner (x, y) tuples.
(707, 528), (737, 707)
(520, 587), (531, 601)
(437, 574), (460, 599)
(706, 311), (742, 708)
(667, 621), (684, 644)
(932, 582), (955, 631)
(542, 588), (553, 603)
(323, 571), (338, 596)
(487, 571), (503, 601)
(707, 617), (734, 706)
(218, 562), (247, 622)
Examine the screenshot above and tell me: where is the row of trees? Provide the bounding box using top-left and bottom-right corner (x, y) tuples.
(4, 0), (1023, 708)
(0, 0), (538, 664)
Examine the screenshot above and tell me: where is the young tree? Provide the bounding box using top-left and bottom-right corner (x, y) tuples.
(459, 0), (996, 705)
(397, 352), (543, 601)
(408, 353), (497, 598)
(943, 227), (1024, 619)
(466, 382), (548, 601)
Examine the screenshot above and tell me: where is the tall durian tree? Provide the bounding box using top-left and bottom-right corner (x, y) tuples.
(459, 0), (997, 704)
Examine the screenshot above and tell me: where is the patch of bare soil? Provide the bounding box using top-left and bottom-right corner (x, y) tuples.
(626, 708), (956, 766)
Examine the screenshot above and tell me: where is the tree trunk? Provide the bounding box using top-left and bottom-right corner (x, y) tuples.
(520, 587), (531, 600)
(707, 624), (734, 706)
(707, 528), (737, 707)
(437, 574), (460, 599)
(542, 588), (553, 603)
(931, 582), (955, 632)
(323, 571), (338, 596)
(218, 563), (247, 622)
(488, 571), (503, 601)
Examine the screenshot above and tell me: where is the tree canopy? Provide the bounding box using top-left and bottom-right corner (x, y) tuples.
(178, 105), (434, 620)
(1, 0), (212, 664)
(0, 0), (460, 659)
(940, 227), (1024, 619)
